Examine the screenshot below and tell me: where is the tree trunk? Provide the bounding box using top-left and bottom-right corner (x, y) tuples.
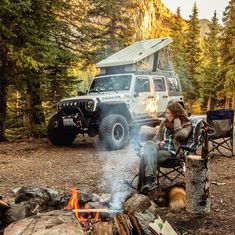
(207, 94), (211, 111)
(185, 155), (210, 213)
(0, 48), (9, 142)
(225, 97), (230, 109)
(24, 76), (45, 137)
(232, 92), (235, 111)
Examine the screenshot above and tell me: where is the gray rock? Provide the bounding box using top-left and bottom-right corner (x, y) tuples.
(2, 203), (34, 226)
(100, 194), (112, 204)
(148, 201), (159, 216)
(87, 202), (104, 209)
(13, 186), (59, 206)
(4, 210), (85, 235)
(134, 210), (156, 235)
(91, 194), (101, 202)
(78, 192), (92, 203)
(124, 193), (151, 213)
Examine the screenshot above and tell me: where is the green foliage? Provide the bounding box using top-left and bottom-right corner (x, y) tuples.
(220, 0), (235, 101)
(185, 3), (202, 103)
(0, 0), (82, 139)
(84, 0), (136, 62)
(1, 0), (234, 140)
(169, 9), (190, 97)
(200, 11), (221, 110)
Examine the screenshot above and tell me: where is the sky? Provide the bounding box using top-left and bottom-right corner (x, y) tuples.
(161, 0), (230, 24)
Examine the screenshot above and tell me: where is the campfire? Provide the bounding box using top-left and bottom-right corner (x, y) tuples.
(65, 187), (101, 222)
(1, 186), (178, 235)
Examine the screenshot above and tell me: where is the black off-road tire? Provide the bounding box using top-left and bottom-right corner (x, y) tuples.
(99, 114), (129, 150)
(47, 114), (77, 146)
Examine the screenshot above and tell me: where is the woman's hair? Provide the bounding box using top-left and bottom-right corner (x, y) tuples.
(167, 102), (189, 123)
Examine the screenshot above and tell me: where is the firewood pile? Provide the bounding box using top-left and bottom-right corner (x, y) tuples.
(0, 186), (178, 235)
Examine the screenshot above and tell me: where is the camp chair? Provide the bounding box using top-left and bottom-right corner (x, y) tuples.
(153, 116), (207, 186)
(132, 117), (214, 192)
(206, 109), (234, 157)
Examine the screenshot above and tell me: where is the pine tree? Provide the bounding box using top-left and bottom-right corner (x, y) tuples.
(169, 7), (189, 97)
(84, 0), (136, 62)
(0, 0), (80, 140)
(185, 3), (202, 109)
(200, 11), (221, 111)
(220, 0), (235, 109)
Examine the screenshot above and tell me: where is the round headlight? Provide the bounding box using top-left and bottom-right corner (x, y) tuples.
(86, 100), (94, 110)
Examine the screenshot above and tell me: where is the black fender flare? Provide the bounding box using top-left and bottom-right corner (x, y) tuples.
(96, 101), (132, 123)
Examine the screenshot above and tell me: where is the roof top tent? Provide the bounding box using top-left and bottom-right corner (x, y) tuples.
(96, 37), (175, 75)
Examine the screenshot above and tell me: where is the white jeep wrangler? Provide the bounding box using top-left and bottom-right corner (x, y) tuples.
(47, 37), (184, 150)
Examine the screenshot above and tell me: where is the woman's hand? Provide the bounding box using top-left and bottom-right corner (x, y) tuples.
(159, 141), (166, 148)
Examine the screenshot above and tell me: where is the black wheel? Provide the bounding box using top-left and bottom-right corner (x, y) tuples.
(99, 114), (129, 150)
(47, 114), (77, 146)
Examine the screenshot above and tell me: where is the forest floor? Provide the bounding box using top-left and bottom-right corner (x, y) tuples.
(0, 127), (235, 235)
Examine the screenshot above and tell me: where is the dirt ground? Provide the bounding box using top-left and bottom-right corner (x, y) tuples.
(0, 128), (235, 235)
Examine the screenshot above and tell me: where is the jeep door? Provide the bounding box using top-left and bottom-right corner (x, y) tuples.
(152, 76), (168, 115)
(132, 76), (154, 118)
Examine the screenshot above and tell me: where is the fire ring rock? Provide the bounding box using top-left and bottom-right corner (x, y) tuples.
(4, 210), (85, 235)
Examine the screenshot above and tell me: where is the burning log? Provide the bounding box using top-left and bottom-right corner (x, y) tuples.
(93, 222), (113, 235)
(127, 211), (142, 235)
(185, 155), (211, 213)
(114, 213), (133, 235)
(73, 208), (111, 213)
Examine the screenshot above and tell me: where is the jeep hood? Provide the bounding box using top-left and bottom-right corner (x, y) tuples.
(60, 92), (130, 103)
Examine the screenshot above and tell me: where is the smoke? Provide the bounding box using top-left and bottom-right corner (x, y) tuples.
(96, 146), (138, 210)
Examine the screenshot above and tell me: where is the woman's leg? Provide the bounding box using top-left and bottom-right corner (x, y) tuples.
(138, 141), (173, 191)
(142, 142), (173, 177)
(138, 141), (157, 190)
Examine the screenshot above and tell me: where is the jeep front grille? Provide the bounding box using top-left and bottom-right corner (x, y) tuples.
(60, 101), (86, 115)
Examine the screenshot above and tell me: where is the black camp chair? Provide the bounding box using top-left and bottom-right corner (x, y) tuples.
(153, 117), (212, 186)
(206, 109), (234, 157)
(131, 117), (214, 192)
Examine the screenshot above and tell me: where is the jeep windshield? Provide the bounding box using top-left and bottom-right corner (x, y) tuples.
(89, 75), (132, 93)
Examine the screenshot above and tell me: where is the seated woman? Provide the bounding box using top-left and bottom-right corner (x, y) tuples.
(139, 102), (192, 192)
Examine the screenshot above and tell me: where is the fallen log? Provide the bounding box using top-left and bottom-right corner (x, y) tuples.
(114, 213), (133, 235)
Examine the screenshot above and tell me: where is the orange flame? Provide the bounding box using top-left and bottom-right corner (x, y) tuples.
(65, 187), (100, 222)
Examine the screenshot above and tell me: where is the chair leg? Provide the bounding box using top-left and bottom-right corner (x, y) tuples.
(156, 166), (184, 184)
(156, 167), (160, 185)
(209, 137), (234, 157)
